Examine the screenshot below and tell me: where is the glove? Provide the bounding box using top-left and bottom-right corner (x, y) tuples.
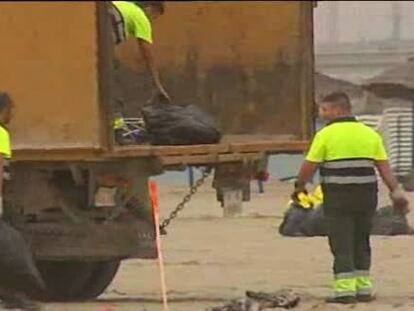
(390, 187), (410, 214)
(291, 182), (307, 203)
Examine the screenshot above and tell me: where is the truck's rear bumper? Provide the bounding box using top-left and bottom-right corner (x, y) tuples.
(16, 220), (157, 261)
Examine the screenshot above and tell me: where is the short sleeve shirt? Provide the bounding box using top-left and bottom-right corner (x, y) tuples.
(0, 126), (11, 159)
(306, 118), (388, 163)
(112, 1), (153, 43)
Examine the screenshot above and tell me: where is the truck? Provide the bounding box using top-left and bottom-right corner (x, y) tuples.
(0, 1), (314, 301)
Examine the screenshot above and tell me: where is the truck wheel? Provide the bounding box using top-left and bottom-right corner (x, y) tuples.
(77, 260), (121, 300)
(36, 260), (120, 301)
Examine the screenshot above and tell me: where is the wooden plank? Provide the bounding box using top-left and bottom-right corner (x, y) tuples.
(109, 145), (153, 157)
(151, 144), (230, 156)
(109, 144), (230, 158)
(230, 140), (309, 153)
(221, 134), (297, 143)
(160, 152), (264, 166)
(108, 140), (307, 160)
(160, 154), (217, 166)
(13, 148), (105, 162)
(13, 140), (308, 162)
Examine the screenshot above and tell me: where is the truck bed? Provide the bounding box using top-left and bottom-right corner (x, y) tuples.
(110, 135), (308, 166)
(14, 135), (308, 165)
(2, 2), (313, 164)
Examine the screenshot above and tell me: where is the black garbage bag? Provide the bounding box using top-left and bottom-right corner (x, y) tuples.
(279, 204), (414, 237)
(278, 203), (313, 237)
(141, 103), (222, 145)
(372, 205), (414, 236)
(302, 205), (327, 237)
(0, 220), (46, 299)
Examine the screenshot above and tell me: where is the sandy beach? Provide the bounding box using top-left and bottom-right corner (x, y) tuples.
(37, 177), (414, 311)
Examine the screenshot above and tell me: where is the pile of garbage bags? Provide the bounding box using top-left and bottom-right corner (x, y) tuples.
(279, 204), (414, 237)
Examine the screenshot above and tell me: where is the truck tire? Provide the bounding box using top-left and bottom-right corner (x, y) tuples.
(36, 260), (120, 302)
(77, 260), (121, 300)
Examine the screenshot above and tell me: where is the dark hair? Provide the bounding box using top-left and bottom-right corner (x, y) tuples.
(136, 1), (165, 15)
(320, 92), (351, 110)
(0, 92), (12, 111)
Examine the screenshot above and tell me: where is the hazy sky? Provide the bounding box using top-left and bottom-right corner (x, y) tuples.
(314, 1), (414, 45)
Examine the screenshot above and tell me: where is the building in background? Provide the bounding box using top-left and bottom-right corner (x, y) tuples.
(315, 1), (414, 84)
(315, 2), (414, 186)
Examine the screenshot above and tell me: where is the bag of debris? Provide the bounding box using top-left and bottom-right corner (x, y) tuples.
(301, 205), (327, 237)
(279, 204), (414, 237)
(278, 202), (313, 237)
(0, 220), (46, 299)
(372, 205), (414, 236)
(141, 103), (222, 145)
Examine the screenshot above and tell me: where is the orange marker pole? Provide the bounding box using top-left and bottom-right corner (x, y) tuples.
(150, 180), (169, 311)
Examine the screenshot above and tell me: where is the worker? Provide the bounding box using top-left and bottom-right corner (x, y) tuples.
(109, 1), (170, 103)
(0, 93), (13, 216)
(0, 93), (45, 311)
(292, 92), (409, 304)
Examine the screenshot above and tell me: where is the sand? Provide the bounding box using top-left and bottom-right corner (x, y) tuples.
(42, 179), (414, 311)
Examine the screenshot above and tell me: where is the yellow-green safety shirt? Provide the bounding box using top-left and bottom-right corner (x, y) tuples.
(0, 125), (11, 180)
(306, 117), (387, 186)
(111, 1), (153, 44)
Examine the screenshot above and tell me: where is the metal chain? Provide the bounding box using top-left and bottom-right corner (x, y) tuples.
(159, 168), (212, 234)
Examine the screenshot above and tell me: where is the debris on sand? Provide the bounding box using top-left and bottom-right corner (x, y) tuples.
(206, 289), (300, 311)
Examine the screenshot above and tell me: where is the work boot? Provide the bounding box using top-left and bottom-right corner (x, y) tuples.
(357, 294), (376, 303)
(325, 296), (357, 304)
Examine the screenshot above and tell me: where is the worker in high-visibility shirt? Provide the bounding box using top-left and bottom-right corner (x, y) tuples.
(0, 93), (13, 217)
(110, 1), (170, 103)
(0, 93), (48, 311)
(292, 92), (409, 304)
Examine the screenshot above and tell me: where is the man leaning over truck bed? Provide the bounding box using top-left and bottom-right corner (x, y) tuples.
(110, 1), (170, 103)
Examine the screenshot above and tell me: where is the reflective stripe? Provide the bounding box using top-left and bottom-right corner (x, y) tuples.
(356, 287), (372, 296)
(322, 160), (374, 169)
(321, 159), (377, 185)
(355, 270), (370, 277)
(335, 290), (356, 298)
(335, 272), (355, 280)
(322, 175), (377, 184)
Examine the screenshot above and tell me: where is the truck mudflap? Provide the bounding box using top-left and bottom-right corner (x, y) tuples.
(16, 220), (157, 261)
